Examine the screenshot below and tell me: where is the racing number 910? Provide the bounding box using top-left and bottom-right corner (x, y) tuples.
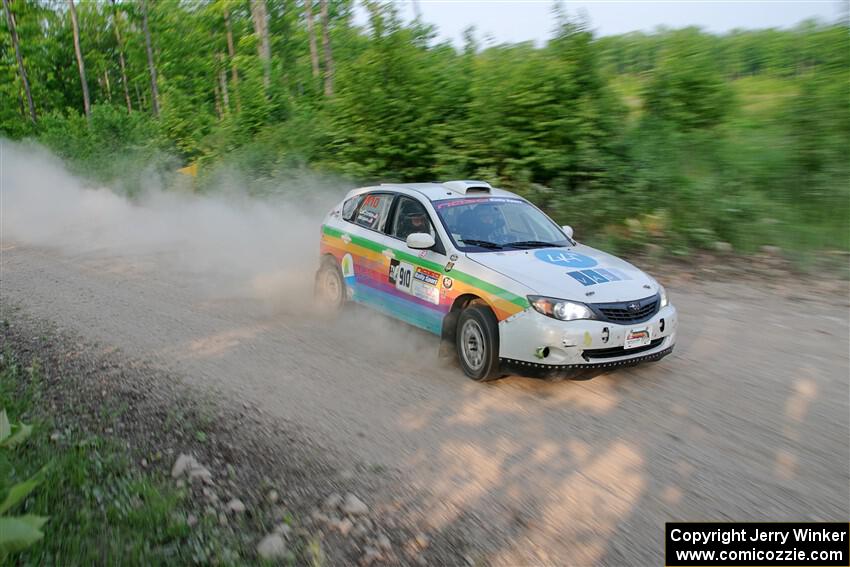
(390, 259), (414, 292)
(396, 263), (412, 291)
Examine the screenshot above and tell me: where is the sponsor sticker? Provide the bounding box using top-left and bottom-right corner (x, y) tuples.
(435, 197), (524, 209)
(442, 276), (453, 289)
(624, 327), (651, 349)
(388, 261), (440, 304)
(534, 249), (598, 268)
(567, 271), (597, 286)
(594, 268), (621, 281)
(411, 280), (440, 304)
(566, 267), (633, 286)
(341, 254), (355, 280)
(414, 267), (440, 286)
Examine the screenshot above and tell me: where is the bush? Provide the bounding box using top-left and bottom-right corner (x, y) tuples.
(0, 408), (48, 562)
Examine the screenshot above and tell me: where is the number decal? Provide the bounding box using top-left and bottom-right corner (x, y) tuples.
(388, 259), (440, 305)
(389, 259), (414, 291)
(395, 262), (413, 291)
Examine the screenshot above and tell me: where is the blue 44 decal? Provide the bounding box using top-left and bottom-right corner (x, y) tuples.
(567, 268), (631, 286)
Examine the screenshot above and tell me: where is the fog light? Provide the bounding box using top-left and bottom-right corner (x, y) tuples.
(535, 346), (550, 359)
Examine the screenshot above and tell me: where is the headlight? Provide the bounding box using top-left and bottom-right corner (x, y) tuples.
(658, 284), (669, 308)
(528, 296), (596, 321)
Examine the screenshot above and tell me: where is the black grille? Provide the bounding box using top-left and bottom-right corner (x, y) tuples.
(593, 294), (659, 324)
(582, 338), (664, 361)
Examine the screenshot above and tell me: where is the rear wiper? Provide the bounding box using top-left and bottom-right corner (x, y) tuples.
(508, 240), (561, 249)
(460, 239), (504, 250)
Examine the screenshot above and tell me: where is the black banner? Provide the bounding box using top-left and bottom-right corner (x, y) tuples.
(666, 523), (850, 566)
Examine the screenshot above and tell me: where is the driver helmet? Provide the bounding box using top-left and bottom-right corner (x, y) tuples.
(405, 211), (428, 232)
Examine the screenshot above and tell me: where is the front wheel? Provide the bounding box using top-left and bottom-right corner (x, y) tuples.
(456, 305), (502, 381)
(314, 258), (346, 317)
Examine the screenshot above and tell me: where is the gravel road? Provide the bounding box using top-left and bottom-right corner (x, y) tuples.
(2, 243), (848, 566)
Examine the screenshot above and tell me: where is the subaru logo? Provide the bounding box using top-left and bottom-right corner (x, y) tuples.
(627, 302), (641, 312)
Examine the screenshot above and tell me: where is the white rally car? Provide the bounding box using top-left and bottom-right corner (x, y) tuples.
(316, 180), (677, 381)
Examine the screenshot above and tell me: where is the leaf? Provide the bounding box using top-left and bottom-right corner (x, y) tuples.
(0, 466), (47, 515)
(0, 411), (10, 443)
(0, 423), (33, 449)
(0, 515), (48, 555)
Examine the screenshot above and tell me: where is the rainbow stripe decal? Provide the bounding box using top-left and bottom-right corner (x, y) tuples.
(320, 225), (529, 335)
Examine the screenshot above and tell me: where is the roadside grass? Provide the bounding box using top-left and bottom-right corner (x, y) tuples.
(0, 350), (246, 566)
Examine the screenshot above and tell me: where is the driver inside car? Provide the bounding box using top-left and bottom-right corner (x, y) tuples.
(398, 209), (430, 240)
(461, 204), (507, 243)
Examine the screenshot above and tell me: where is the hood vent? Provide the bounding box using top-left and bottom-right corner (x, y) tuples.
(443, 180), (492, 194)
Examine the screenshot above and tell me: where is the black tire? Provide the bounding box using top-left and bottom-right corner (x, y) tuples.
(455, 305), (502, 381)
(314, 257), (346, 317)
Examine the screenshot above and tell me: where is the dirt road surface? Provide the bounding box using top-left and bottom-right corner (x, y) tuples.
(3, 243), (848, 565)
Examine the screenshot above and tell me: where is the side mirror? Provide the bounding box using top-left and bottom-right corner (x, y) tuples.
(406, 232), (435, 250)
(562, 225), (574, 239)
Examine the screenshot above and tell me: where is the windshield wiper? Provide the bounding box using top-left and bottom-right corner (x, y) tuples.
(507, 240), (562, 249)
(460, 239), (504, 250)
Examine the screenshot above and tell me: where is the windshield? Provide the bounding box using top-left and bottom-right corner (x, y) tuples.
(433, 197), (572, 252)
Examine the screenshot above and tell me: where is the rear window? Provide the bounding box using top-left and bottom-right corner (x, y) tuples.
(341, 195), (362, 221)
(353, 193), (393, 232)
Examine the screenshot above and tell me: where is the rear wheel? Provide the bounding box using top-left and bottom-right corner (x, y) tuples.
(456, 305), (502, 381)
(314, 258), (346, 316)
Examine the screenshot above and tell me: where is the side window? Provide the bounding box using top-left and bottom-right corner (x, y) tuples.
(391, 197), (436, 241)
(341, 195), (362, 221)
(353, 193), (393, 232)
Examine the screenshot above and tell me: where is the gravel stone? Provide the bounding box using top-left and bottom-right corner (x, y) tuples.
(342, 493), (369, 516)
(323, 492), (343, 510)
(337, 517), (354, 536)
(257, 534), (288, 561)
(226, 498), (246, 514)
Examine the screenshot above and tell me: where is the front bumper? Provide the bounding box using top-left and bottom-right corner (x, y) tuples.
(498, 303), (678, 369)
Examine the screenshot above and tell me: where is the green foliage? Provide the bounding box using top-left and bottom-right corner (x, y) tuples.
(38, 104), (179, 194)
(643, 29), (735, 131)
(1, 0), (847, 258)
(0, 408), (48, 562)
(0, 353), (247, 565)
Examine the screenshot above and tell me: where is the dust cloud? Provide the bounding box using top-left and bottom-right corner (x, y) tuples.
(1, 139), (447, 362)
(1, 139), (344, 310)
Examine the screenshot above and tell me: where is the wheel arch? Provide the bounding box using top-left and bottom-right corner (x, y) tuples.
(440, 293), (498, 343)
(320, 252), (339, 266)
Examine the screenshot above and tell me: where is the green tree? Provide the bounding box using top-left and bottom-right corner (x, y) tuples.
(643, 28), (734, 131)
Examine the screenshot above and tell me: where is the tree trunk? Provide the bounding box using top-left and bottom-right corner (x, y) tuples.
(103, 68), (112, 101)
(141, 0), (160, 116)
(218, 53), (230, 112)
(68, 0), (91, 119)
(2, 0), (36, 123)
(250, 0), (271, 90)
(17, 83), (24, 116)
(304, 0), (320, 82)
(223, 6), (240, 112)
(213, 81), (222, 119)
(319, 0), (333, 96)
(110, 0), (132, 112)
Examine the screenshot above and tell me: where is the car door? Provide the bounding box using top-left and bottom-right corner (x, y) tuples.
(336, 191), (396, 304)
(380, 195), (450, 335)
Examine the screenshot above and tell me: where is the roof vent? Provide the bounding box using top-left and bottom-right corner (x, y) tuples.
(443, 180), (492, 194)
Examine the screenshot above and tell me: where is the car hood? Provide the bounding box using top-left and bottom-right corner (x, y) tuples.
(467, 244), (659, 303)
